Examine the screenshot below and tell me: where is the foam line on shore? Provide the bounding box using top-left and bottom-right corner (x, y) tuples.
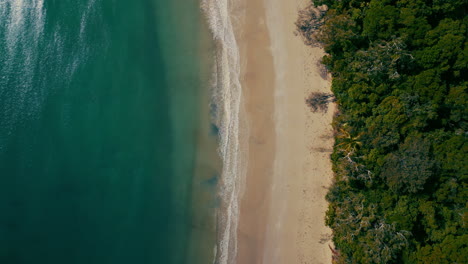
(201, 0), (247, 263)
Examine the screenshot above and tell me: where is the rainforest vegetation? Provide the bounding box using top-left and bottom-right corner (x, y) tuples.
(298, 0), (467, 263)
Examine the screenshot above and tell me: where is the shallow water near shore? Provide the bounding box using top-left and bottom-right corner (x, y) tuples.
(0, 1), (218, 263)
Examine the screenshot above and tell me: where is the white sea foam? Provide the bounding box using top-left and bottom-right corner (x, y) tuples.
(0, 0), (45, 150)
(201, 0), (246, 263)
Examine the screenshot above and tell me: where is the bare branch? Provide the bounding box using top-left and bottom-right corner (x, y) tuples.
(306, 92), (335, 113)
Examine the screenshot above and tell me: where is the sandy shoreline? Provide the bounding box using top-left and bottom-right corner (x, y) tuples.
(236, 0), (335, 263)
(235, 0), (276, 262)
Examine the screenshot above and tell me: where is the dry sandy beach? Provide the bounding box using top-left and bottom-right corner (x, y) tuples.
(235, 0), (335, 263)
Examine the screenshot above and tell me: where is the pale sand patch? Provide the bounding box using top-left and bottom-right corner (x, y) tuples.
(263, 0), (335, 263)
(235, 0), (276, 262)
(236, 0), (335, 263)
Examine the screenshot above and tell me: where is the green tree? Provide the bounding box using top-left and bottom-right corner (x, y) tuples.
(362, 0), (399, 40)
(381, 136), (435, 194)
(303, 0), (468, 262)
(366, 96), (407, 149)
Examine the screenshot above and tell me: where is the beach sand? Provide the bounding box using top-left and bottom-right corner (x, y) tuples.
(235, 0), (276, 262)
(236, 0), (335, 263)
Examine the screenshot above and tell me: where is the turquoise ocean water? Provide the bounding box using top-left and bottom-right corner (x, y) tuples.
(0, 1), (219, 263)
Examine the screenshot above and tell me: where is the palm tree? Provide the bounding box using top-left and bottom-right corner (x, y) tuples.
(336, 125), (363, 156)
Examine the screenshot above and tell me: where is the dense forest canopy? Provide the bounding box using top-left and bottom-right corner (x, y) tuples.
(298, 0), (467, 263)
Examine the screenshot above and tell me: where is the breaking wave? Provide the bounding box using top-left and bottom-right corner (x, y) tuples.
(201, 0), (247, 263)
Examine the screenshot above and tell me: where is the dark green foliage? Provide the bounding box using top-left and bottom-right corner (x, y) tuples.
(381, 136), (435, 194)
(298, 0), (468, 262)
(411, 234), (468, 264)
(363, 1), (399, 40)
